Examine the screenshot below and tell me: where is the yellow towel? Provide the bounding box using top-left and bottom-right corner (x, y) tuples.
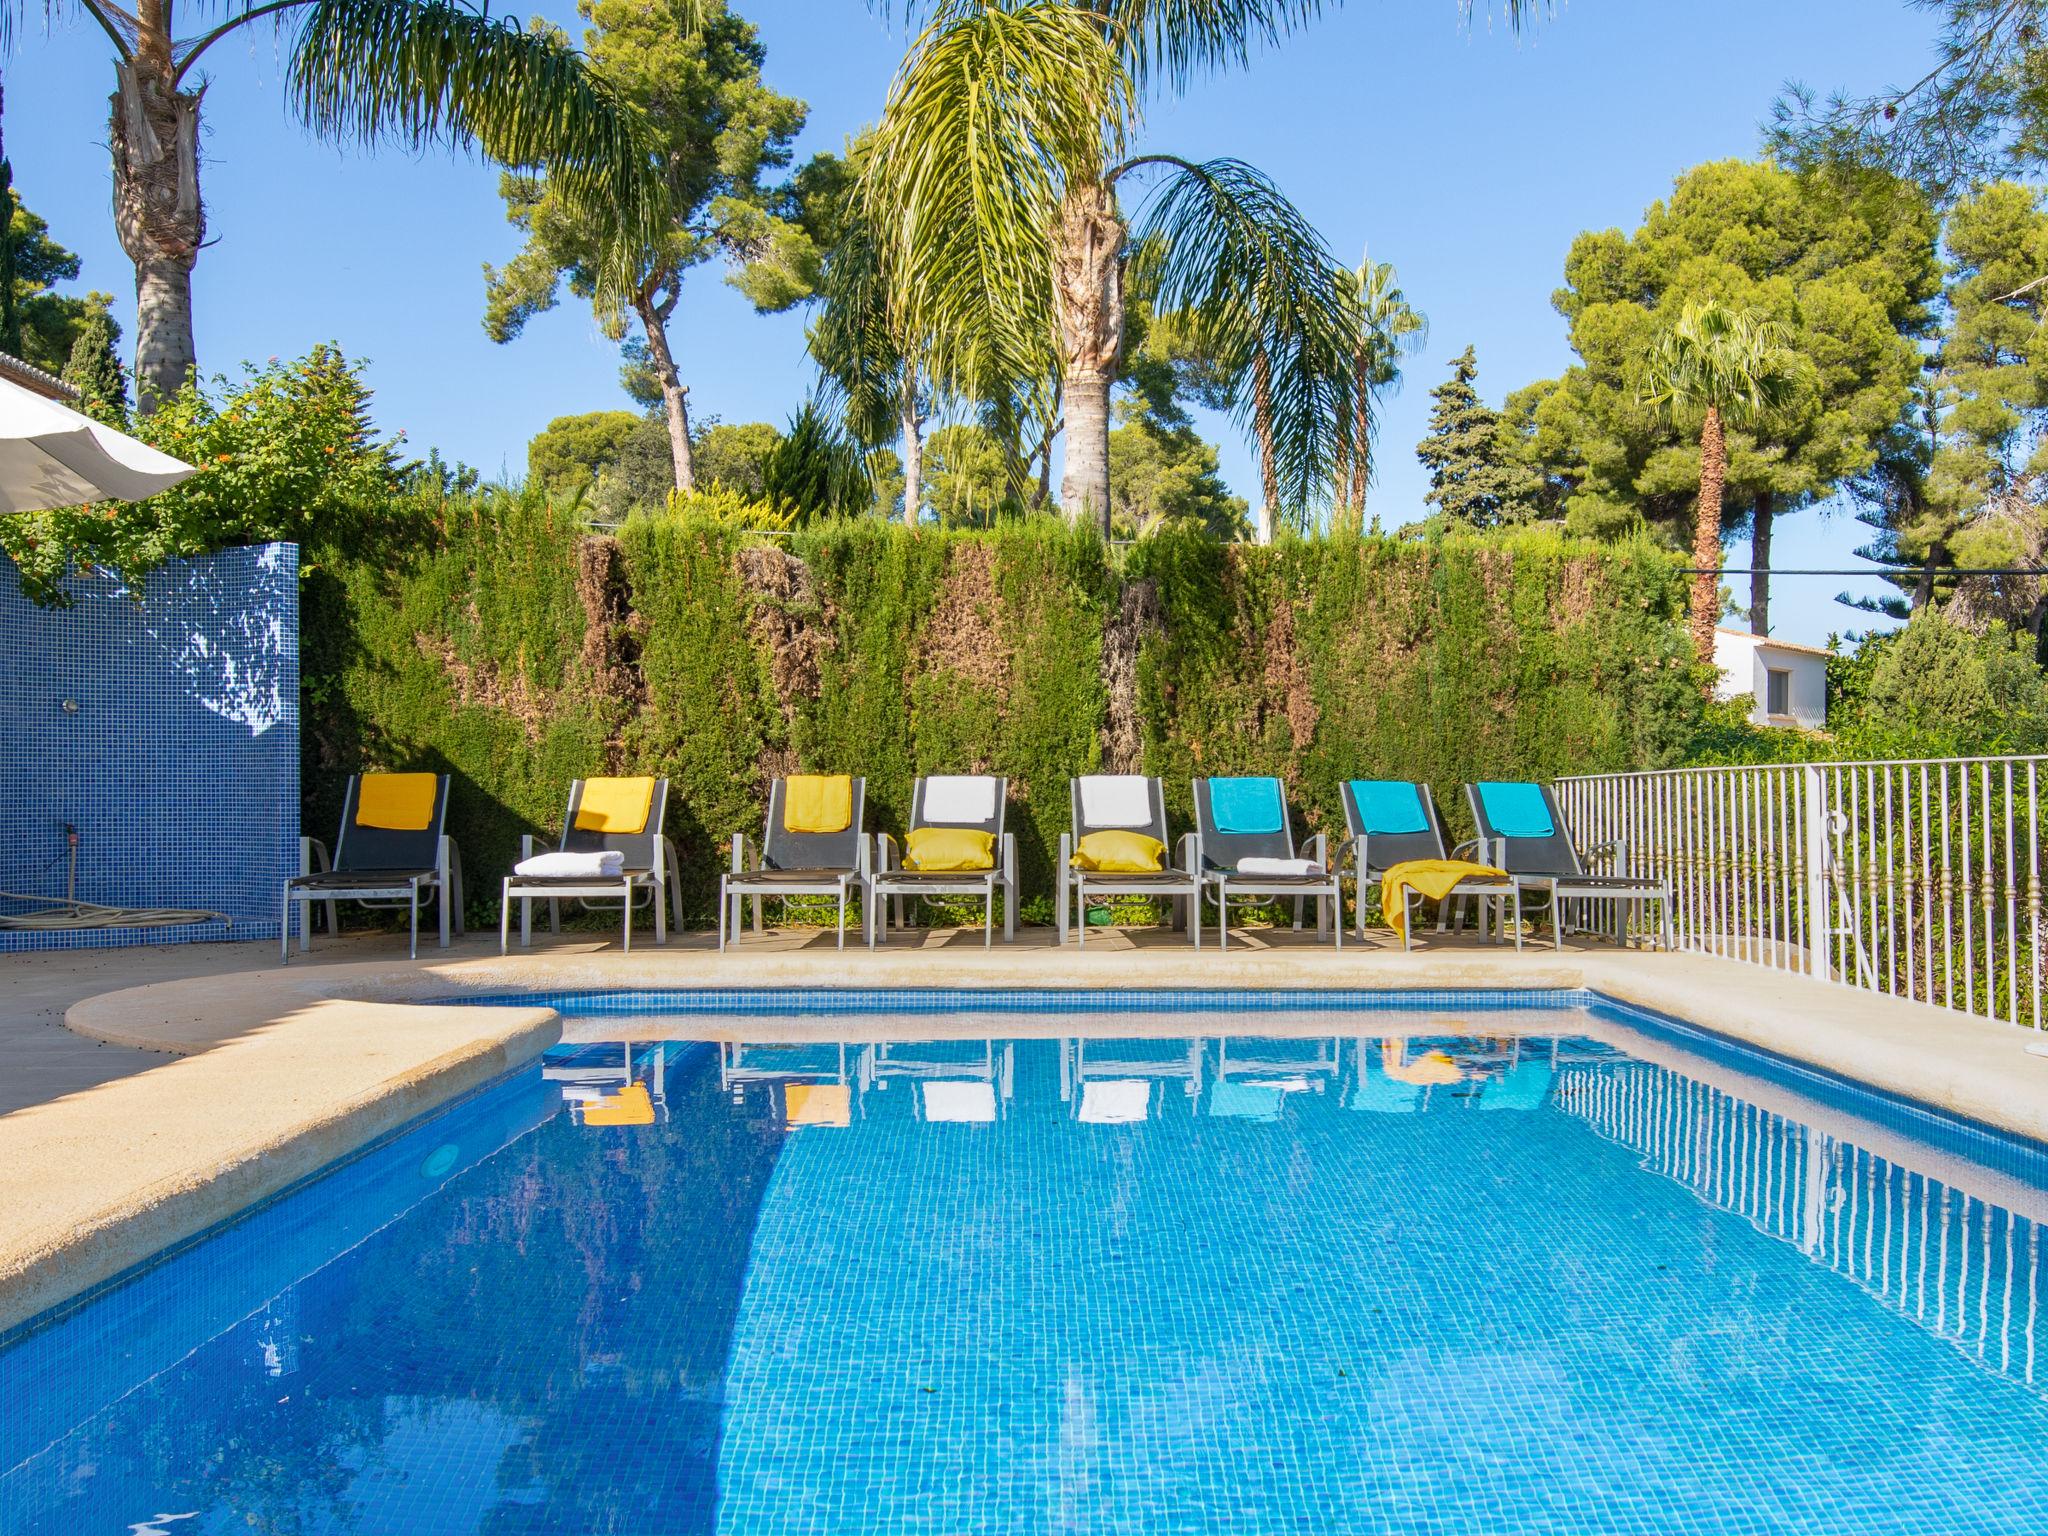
(784, 775), (853, 834)
(1381, 1038), (1464, 1086)
(1379, 858), (1506, 939)
(574, 776), (655, 834)
(785, 1083), (852, 1127)
(582, 1083), (654, 1126)
(354, 772), (437, 831)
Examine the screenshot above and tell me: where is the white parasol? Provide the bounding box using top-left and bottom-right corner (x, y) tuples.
(0, 375), (198, 512)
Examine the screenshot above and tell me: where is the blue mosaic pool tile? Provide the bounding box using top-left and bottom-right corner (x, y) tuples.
(0, 543), (299, 950)
(8, 998), (2048, 1533)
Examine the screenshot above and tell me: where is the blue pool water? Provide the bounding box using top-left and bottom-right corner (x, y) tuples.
(6, 991), (2048, 1534)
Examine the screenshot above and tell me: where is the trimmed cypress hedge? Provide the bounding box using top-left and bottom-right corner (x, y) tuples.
(303, 501), (1700, 926)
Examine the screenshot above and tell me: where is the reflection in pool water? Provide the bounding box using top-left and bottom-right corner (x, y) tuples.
(4, 1007), (2048, 1534)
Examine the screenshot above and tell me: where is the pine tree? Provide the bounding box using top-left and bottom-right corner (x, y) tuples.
(63, 299), (127, 421)
(1415, 346), (1537, 529)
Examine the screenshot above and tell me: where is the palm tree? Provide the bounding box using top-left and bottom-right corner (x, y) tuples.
(1, 0), (656, 408)
(862, 1), (1358, 537)
(1642, 298), (1802, 665)
(809, 136), (933, 524)
(1333, 250), (1426, 532)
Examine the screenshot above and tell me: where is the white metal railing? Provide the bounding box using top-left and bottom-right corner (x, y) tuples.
(1557, 1061), (2045, 1392)
(1556, 757), (2046, 1030)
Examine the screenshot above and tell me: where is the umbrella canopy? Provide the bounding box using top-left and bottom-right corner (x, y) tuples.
(0, 376), (198, 513)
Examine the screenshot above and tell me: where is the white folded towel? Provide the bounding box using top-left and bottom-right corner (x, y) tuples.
(922, 774), (997, 824)
(515, 850), (625, 878)
(1079, 774), (1153, 829)
(1234, 857), (1324, 878)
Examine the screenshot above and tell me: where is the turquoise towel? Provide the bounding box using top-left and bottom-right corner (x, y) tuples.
(1480, 1062), (1553, 1112)
(1347, 1069), (1422, 1115)
(1478, 781), (1556, 839)
(1349, 779), (1428, 836)
(1209, 776), (1284, 835)
(1210, 1079), (1287, 1121)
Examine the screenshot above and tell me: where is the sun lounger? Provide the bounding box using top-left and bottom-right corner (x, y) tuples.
(282, 771), (463, 960)
(1057, 775), (1201, 948)
(1193, 775), (1343, 949)
(869, 775), (1018, 948)
(1464, 780), (1674, 950)
(1339, 778), (1520, 949)
(720, 775), (870, 951)
(499, 776), (682, 954)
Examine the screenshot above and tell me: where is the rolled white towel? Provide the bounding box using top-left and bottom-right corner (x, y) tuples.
(515, 850), (625, 878)
(1234, 856), (1324, 878)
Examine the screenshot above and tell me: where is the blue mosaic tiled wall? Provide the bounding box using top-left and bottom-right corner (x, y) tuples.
(0, 543), (299, 950)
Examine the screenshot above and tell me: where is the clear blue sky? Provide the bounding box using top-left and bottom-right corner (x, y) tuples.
(10, 0), (1943, 646)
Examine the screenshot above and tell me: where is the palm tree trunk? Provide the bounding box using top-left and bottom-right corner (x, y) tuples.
(1253, 346), (1278, 545)
(1349, 350), (1371, 518)
(1331, 425), (1353, 534)
(633, 292), (694, 493)
(1691, 405), (1726, 667)
(112, 24), (205, 411)
(899, 373), (923, 527)
(1052, 181), (1125, 535)
(1750, 489), (1772, 635)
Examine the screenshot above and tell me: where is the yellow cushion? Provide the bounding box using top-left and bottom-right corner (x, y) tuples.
(784, 775), (852, 834)
(1072, 830), (1165, 873)
(354, 772), (437, 831)
(904, 826), (996, 872)
(785, 1083), (851, 1127)
(582, 1083), (654, 1126)
(574, 776), (655, 834)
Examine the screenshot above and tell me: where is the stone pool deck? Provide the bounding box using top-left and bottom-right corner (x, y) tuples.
(4, 925), (2047, 1334)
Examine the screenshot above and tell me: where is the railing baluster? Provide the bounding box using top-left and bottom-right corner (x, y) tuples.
(1962, 764), (1978, 1017)
(2030, 761), (2041, 1034)
(1940, 763), (1956, 1011)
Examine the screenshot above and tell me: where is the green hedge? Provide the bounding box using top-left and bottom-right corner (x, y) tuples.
(303, 504), (1699, 925)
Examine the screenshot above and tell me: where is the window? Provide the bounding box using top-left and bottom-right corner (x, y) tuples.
(1765, 667), (1791, 717)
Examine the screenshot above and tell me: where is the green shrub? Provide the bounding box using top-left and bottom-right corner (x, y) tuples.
(305, 512), (1698, 925)
(1, 347), (403, 605)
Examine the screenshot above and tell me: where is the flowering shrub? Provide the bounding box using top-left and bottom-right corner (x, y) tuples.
(1, 347), (403, 604)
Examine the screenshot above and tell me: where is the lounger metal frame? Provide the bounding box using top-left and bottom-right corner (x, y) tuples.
(1191, 777), (1344, 950)
(869, 776), (1018, 948)
(283, 773), (464, 961)
(499, 778), (685, 954)
(1339, 780), (1522, 950)
(719, 777), (870, 951)
(1056, 777), (1201, 948)
(1464, 781), (1675, 951)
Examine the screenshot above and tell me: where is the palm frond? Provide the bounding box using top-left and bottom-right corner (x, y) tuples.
(810, 200), (910, 446)
(865, 0), (1132, 401)
(1642, 297), (1805, 427)
(1126, 153), (1353, 515)
(1108, 0), (1322, 91)
(288, 0), (662, 294)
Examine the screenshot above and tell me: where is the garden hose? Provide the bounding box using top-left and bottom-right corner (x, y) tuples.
(0, 830), (229, 932)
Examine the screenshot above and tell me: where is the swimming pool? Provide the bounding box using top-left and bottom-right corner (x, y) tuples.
(5, 989), (2047, 1534)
